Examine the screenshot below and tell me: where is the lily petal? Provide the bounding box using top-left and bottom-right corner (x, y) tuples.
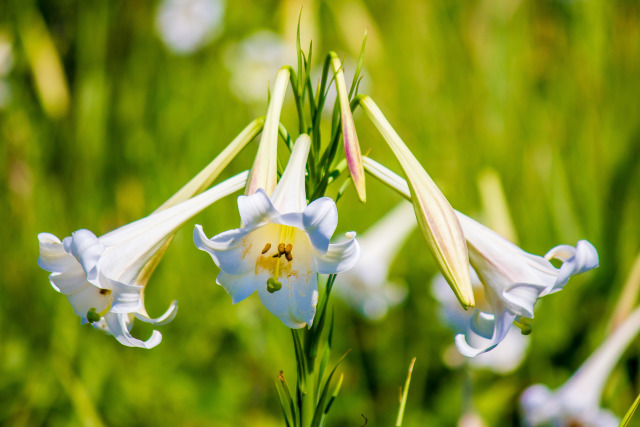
(546, 239), (599, 292)
(255, 268), (318, 329)
(193, 225), (253, 276)
(216, 270), (258, 304)
(238, 189), (279, 227)
(37, 233), (78, 273)
(456, 310), (516, 357)
(503, 283), (548, 318)
(270, 134), (311, 213)
(103, 275), (144, 314)
(104, 312), (163, 349)
(67, 285), (111, 322)
(303, 197), (338, 253)
(63, 229), (105, 283)
(315, 232), (361, 274)
(135, 300), (178, 326)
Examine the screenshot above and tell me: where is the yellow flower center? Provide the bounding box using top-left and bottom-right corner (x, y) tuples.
(255, 225), (298, 293)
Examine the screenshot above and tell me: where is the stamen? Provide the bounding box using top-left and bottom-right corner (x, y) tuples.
(99, 288), (111, 296)
(284, 244), (292, 254)
(261, 243), (271, 254)
(278, 243), (286, 254)
(285, 253), (293, 261)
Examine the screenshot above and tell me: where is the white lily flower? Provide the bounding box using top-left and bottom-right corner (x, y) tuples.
(362, 156), (599, 356)
(431, 269), (529, 374)
(520, 307), (640, 426)
(37, 171), (248, 348)
(155, 0), (225, 54)
(333, 202), (415, 321)
(194, 135), (361, 328)
(455, 212), (599, 357)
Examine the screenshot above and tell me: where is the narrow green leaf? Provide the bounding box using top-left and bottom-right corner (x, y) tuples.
(278, 371), (299, 427)
(620, 388), (640, 427)
(275, 379), (293, 427)
(316, 309), (335, 397)
(311, 349), (351, 427)
(395, 357), (416, 427)
(324, 372), (344, 415)
(348, 31), (368, 99)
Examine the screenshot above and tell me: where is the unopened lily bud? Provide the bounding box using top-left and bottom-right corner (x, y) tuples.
(359, 96), (474, 309)
(330, 53), (366, 203)
(246, 67), (290, 196)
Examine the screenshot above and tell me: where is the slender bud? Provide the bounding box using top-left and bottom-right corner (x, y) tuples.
(246, 67), (291, 196)
(330, 53), (366, 203)
(358, 98), (474, 309)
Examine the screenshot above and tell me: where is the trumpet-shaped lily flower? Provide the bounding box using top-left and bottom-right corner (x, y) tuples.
(362, 156), (599, 357)
(37, 171), (248, 348)
(455, 212), (599, 357)
(519, 307), (640, 426)
(194, 135), (360, 328)
(333, 202), (415, 320)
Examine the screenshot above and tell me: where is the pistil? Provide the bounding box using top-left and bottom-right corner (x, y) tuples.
(265, 226), (296, 293)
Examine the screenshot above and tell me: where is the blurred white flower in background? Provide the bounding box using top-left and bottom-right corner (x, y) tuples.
(223, 30), (293, 104)
(432, 268), (530, 374)
(519, 307), (640, 427)
(155, 0), (225, 54)
(0, 33), (14, 109)
(333, 202), (414, 321)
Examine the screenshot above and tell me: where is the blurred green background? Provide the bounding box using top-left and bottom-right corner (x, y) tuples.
(1, 0), (640, 425)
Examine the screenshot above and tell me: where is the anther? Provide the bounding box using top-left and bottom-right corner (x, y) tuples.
(285, 253), (293, 261)
(261, 243), (271, 254)
(278, 243), (286, 254)
(284, 244), (292, 254)
(99, 288), (111, 296)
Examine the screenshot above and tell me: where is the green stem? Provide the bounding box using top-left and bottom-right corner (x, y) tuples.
(301, 352), (315, 427)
